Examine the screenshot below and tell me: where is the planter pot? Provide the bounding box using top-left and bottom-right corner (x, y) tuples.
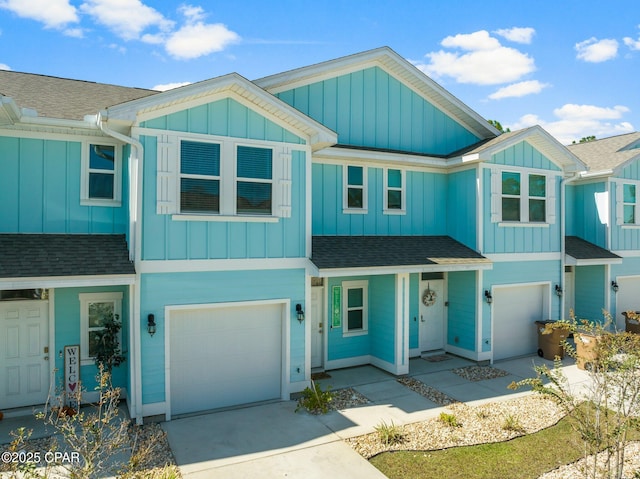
(575, 332), (600, 370)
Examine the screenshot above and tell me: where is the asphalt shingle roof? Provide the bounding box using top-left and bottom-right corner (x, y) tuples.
(567, 132), (640, 172)
(565, 236), (621, 261)
(0, 234), (135, 278)
(0, 70), (158, 121)
(311, 235), (490, 270)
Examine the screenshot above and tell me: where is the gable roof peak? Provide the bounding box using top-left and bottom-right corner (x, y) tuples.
(254, 46), (499, 140)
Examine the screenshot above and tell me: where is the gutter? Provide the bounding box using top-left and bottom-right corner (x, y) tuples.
(95, 112), (144, 425)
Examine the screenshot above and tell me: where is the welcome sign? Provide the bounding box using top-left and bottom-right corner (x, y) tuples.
(64, 345), (80, 409)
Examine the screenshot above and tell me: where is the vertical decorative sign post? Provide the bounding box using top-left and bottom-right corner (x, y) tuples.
(64, 345), (80, 410)
(331, 286), (341, 328)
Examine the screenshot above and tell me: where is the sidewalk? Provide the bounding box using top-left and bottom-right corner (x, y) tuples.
(162, 354), (591, 478)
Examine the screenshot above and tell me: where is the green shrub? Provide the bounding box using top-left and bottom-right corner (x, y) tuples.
(439, 412), (461, 428)
(502, 414), (525, 433)
(374, 420), (405, 445)
(295, 380), (332, 414)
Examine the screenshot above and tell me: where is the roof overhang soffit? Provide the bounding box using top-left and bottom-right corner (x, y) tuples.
(104, 73), (337, 151)
(461, 126), (587, 174)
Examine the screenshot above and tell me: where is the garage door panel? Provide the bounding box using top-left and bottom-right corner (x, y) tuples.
(616, 277), (640, 330)
(493, 285), (545, 361)
(170, 303), (283, 416)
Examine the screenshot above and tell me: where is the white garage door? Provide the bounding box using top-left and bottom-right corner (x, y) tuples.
(170, 302), (283, 416)
(616, 276), (640, 331)
(493, 285), (545, 361)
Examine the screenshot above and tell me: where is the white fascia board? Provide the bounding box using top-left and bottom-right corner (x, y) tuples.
(484, 252), (561, 262)
(316, 262), (492, 277)
(0, 96), (21, 124)
(139, 257), (314, 274)
(105, 73), (337, 151)
(0, 275), (136, 289)
(314, 146), (448, 168)
(566, 256), (623, 266)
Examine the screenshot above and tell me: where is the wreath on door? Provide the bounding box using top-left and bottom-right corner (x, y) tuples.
(422, 284), (437, 307)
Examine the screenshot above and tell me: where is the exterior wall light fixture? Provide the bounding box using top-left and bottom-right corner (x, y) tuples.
(147, 313), (157, 336)
(611, 281), (619, 293)
(296, 303), (305, 323)
(555, 284), (563, 297)
(484, 290), (492, 304)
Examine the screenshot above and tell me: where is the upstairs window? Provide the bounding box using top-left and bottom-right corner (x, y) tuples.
(500, 171), (547, 223)
(623, 184), (636, 224)
(82, 143), (121, 206)
(156, 134), (292, 220)
(344, 165), (367, 212)
(180, 140), (221, 214)
(236, 146), (272, 215)
(384, 168), (405, 214)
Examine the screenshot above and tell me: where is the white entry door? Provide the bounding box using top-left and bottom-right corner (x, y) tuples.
(310, 287), (324, 369)
(0, 301), (50, 409)
(419, 279), (445, 352)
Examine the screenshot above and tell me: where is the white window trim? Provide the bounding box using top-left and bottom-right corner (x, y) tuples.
(343, 164), (368, 214)
(158, 134), (291, 222)
(79, 292), (123, 366)
(80, 141), (122, 207)
(491, 167), (556, 226)
(383, 167), (406, 215)
(342, 280), (368, 337)
(618, 180), (640, 227)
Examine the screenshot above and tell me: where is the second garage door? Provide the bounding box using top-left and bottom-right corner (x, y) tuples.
(493, 284), (546, 361)
(169, 302), (283, 416)
(616, 276), (640, 330)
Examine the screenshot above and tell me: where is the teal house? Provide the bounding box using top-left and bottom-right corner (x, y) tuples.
(2, 47), (633, 423)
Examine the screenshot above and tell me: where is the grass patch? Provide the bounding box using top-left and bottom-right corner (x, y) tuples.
(370, 415), (639, 479)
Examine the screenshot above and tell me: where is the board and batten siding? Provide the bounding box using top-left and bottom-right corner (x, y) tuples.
(139, 97), (309, 261)
(567, 182), (608, 247)
(275, 66), (481, 154)
(54, 286), (130, 392)
(369, 274), (397, 365)
(446, 271), (477, 352)
(0, 136), (128, 234)
(574, 265), (606, 322)
(482, 142), (563, 254)
(447, 168), (477, 249)
(139, 268), (305, 405)
(312, 163), (447, 235)
(140, 97), (305, 145)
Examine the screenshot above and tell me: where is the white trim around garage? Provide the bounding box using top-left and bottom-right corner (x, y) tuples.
(162, 298), (291, 421)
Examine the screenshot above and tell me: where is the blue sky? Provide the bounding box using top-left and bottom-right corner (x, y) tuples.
(1, 0), (639, 144)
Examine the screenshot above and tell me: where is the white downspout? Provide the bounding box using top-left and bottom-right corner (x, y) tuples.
(560, 172), (581, 319)
(96, 112), (144, 424)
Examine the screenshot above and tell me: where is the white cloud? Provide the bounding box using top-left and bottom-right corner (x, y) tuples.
(488, 80), (549, 100)
(494, 27), (535, 44)
(553, 104), (629, 120)
(63, 27), (84, 38)
(0, 0), (78, 29)
(80, 0), (173, 41)
(509, 104), (634, 145)
(624, 32), (640, 50)
(152, 81), (192, 91)
(164, 6), (239, 60)
(0, 63), (11, 70)
(575, 37), (618, 62)
(414, 30), (535, 85)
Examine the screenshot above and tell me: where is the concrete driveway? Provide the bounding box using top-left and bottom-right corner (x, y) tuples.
(162, 354), (591, 478)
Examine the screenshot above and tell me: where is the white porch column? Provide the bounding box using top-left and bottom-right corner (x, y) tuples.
(395, 273), (410, 375)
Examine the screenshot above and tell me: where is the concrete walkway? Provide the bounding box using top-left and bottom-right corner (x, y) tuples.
(161, 354), (591, 478)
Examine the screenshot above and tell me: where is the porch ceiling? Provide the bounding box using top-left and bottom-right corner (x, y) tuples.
(311, 235), (491, 273)
(0, 234), (135, 279)
(565, 236), (622, 265)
